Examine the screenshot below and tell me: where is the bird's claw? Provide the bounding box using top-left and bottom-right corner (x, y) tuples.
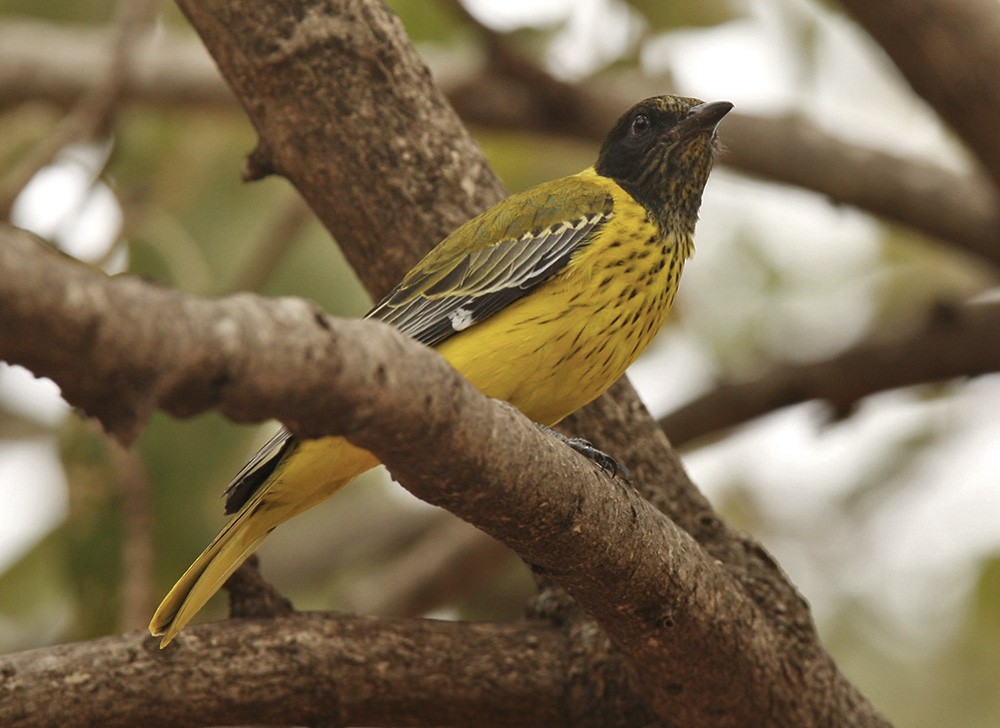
(537, 425), (632, 483)
(564, 436), (633, 484)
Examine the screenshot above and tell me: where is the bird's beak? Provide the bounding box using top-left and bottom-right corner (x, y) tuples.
(673, 101), (734, 139)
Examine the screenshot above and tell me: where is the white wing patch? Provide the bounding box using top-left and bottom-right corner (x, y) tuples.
(449, 307), (475, 332)
(522, 213), (603, 243)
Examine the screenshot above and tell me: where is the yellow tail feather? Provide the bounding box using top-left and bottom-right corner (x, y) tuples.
(149, 436), (378, 647)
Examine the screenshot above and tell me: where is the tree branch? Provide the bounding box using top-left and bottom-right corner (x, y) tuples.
(720, 112), (1000, 269)
(173, 0), (504, 298)
(0, 615), (586, 728)
(0, 223), (887, 726)
(0, 18), (232, 109)
(660, 300), (1000, 447)
(0, 3), (156, 218)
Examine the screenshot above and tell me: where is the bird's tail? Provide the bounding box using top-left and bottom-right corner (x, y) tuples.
(148, 497), (272, 648)
(149, 436), (378, 647)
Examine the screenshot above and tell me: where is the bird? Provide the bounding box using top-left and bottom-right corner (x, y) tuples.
(149, 94), (732, 647)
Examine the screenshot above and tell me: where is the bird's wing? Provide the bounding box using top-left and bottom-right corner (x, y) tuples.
(223, 425), (295, 513)
(224, 174), (613, 513)
(368, 176), (614, 347)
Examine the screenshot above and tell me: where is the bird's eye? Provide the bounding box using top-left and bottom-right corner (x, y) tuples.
(630, 113), (651, 136)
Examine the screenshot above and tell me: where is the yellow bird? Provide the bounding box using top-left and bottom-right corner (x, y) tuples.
(150, 95), (732, 646)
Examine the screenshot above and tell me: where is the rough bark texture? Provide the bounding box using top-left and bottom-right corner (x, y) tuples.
(1, 616), (586, 728)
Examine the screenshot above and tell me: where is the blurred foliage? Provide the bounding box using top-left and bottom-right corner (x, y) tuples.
(478, 129), (595, 193)
(390, 0), (466, 43)
(877, 223), (995, 321)
(0, 0), (113, 23)
(0, 531), (72, 651)
(57, 420), (125, 639)
(826, 558), (1000, 728)
(0, 105), (63, 177)
(623, 0), (732, 30)
(0, 2), (998, 727)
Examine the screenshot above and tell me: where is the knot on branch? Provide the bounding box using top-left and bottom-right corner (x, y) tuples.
(243, 139), (279, 181)
(225, 555), (294, 619)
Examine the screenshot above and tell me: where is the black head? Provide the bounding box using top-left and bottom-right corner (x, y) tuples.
(595, 95), (732, 235)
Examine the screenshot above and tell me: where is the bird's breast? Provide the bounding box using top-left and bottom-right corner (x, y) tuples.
(436, 208), (690, 426)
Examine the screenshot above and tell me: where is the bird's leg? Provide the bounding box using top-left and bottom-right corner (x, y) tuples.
(537, 425), (633, 484)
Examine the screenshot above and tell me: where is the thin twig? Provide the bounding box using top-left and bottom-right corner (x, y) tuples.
(105, 436), (156, 631)
(659, 300), (1000, 447)
(224, 197), (312, 293)
(0, 1), (157, 219)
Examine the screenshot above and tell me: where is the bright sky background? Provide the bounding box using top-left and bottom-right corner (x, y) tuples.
(3, 0), (999, 648)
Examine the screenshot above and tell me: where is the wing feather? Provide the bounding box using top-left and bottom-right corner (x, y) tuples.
(370, 209), (611, 346)
(223, 426), (294, 513)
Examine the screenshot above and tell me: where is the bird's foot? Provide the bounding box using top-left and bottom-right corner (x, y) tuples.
(539, 425), (633, 484)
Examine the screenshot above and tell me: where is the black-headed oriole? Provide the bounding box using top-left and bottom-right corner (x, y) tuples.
(150, 95), (732, 646)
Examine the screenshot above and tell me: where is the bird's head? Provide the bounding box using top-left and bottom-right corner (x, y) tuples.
(595, 95), (732, 236)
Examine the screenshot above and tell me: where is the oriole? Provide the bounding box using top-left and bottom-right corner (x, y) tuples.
(150, 95), (732, 646)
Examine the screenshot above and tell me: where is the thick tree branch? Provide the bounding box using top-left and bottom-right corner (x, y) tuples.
(0, 615), (585, 728)
(3, 19), (997, 266)
(0, 224), (440, 443)
(660, 300), (1000, 447)
(0, 224), (887, 726)
(839, 0), (1000, 189)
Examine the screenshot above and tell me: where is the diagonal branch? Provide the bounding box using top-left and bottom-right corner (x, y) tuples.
(0, 2), (156, 218)
(154, 1), (885, 724)
(720, 113), (1000, 269)
(173, 0), (505, 298)
(445, 28), (1000, 271)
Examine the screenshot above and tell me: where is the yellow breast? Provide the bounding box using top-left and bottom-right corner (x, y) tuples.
(435, 181), (691, 426)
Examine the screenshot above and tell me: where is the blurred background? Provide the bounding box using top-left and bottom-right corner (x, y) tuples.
(1, 1), (998, 726)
